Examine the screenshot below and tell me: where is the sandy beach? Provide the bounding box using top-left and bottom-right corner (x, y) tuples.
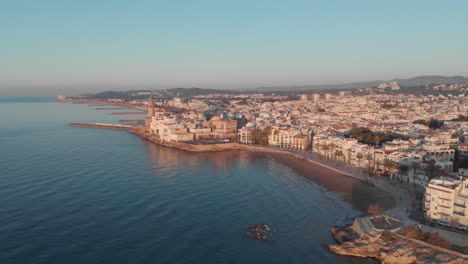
(134, 127), (396, 214)
(260, 151), (395, 213)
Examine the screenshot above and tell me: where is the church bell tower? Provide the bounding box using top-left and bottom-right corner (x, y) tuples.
(147, 97), (155, 117)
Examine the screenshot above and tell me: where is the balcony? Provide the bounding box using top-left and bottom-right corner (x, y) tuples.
(438, 204), (451, 209)
(423, 206), (430, 211)
(438, 197), (451, 202)
(454, 211), (465, 217)
(454, 203), (466, 208)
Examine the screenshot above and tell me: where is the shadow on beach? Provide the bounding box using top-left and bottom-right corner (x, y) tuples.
(142, 141), (395, 213)
(266, 152), (395, 213)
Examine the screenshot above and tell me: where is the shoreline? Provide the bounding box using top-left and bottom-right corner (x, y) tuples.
(131, 126), (396, 214)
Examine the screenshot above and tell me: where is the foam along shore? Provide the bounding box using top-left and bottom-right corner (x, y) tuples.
(131, 127), (396, 212)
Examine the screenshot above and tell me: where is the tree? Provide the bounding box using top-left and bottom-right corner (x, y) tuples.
(412, 118), (444, 129)
(251, 127), (271, 145)
(424, 163), (443, 179)
(427, 118), (444, 129)
(412, 119), (426, 125)
(309, 130), (315, 152)
(375, 160), (383, 171)
(315, 142), (321, 155)
(426, 232), (452, 249)
(410, 161), (421, 186)
(321, 144), (330, 159)
(329, 143), (337, 160)
(335, 150), (344, 162)
(387, 160), (397, 178)
(365, 153), (373, 173)
(344, 127), (405, 146)
(356, 153), (364, 166)
(399, 163), (409, 182)
(383, 158), (392, 173)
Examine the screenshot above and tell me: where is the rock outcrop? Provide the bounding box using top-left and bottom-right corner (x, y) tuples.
(330, 227), (466, 264)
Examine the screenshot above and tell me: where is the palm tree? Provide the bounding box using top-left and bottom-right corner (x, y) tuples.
(315, 142), (321, 156)
(425, 163), (443, 180)
(335, 150), (344, 162)
(387, 160), (397, 179)
(356, 153), (364, 167)
(383, 158), (392, 174)
(398, 163), (409, 182)
(329, 143), (337, 160)
(309, 131), (315, 152)
(321, 144), (330, 159)
(410, 161), (421, 186)
(375, 160), (383, 171)
(365, 153), (373, 173)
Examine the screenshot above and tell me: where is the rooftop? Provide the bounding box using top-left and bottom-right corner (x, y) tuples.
(428, 177), (461, 189)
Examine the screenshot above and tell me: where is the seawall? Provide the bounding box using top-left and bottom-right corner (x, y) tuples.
(68, 123), (134, 131)
(131, 127), (363, 182)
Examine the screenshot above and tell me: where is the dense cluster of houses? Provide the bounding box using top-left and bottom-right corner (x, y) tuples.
(139, 86), (467, 226)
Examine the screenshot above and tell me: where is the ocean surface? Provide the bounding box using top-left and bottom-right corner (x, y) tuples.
(0, 97), (376, 264)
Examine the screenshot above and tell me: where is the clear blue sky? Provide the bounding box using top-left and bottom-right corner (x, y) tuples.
(1, 0), (468, 94)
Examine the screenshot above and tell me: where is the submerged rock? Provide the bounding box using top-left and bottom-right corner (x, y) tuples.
(246, 224), (273, 241)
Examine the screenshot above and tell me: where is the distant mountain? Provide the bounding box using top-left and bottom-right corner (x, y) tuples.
(390, 75), (468, 87)
(80, 87), (237, 99)
(247, 75), (468, 92)
(79, 75), (468, 99)
(164, 87), (237, 97)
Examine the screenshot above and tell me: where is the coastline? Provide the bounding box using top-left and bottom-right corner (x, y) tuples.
(131, 126), (396, 214)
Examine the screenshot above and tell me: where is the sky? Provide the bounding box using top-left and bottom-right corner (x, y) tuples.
(1, 0), (468, 95)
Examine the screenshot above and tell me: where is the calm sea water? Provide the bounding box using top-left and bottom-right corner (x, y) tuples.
(0, 97), (375, 264)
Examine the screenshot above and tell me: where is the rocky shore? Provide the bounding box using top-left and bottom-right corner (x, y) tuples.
(330, 225), (467, 264)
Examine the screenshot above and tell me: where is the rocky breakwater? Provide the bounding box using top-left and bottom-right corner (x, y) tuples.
(330, 224), (467, 264)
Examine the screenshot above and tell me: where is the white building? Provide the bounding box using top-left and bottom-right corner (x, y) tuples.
(424, 177), (468, 226)
(238, 127), (252, 144)
(150, 117), (194, 142)
(378, 83), (389, 89)
(269, 128), (300, 149)
(312, 93), (320, 103)
(390, 81), (400, 90)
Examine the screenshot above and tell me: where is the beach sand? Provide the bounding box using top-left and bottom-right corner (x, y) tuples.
(135, 129), (396, 214)
(265, 152), (395, 213)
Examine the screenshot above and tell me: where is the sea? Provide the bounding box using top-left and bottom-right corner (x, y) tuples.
(0, 96), (378, 264)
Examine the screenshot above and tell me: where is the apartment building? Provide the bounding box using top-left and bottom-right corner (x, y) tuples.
(424, 177), (468, 226)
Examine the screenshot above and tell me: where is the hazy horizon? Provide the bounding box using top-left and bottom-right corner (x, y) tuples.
(1, 0), (468, 95)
